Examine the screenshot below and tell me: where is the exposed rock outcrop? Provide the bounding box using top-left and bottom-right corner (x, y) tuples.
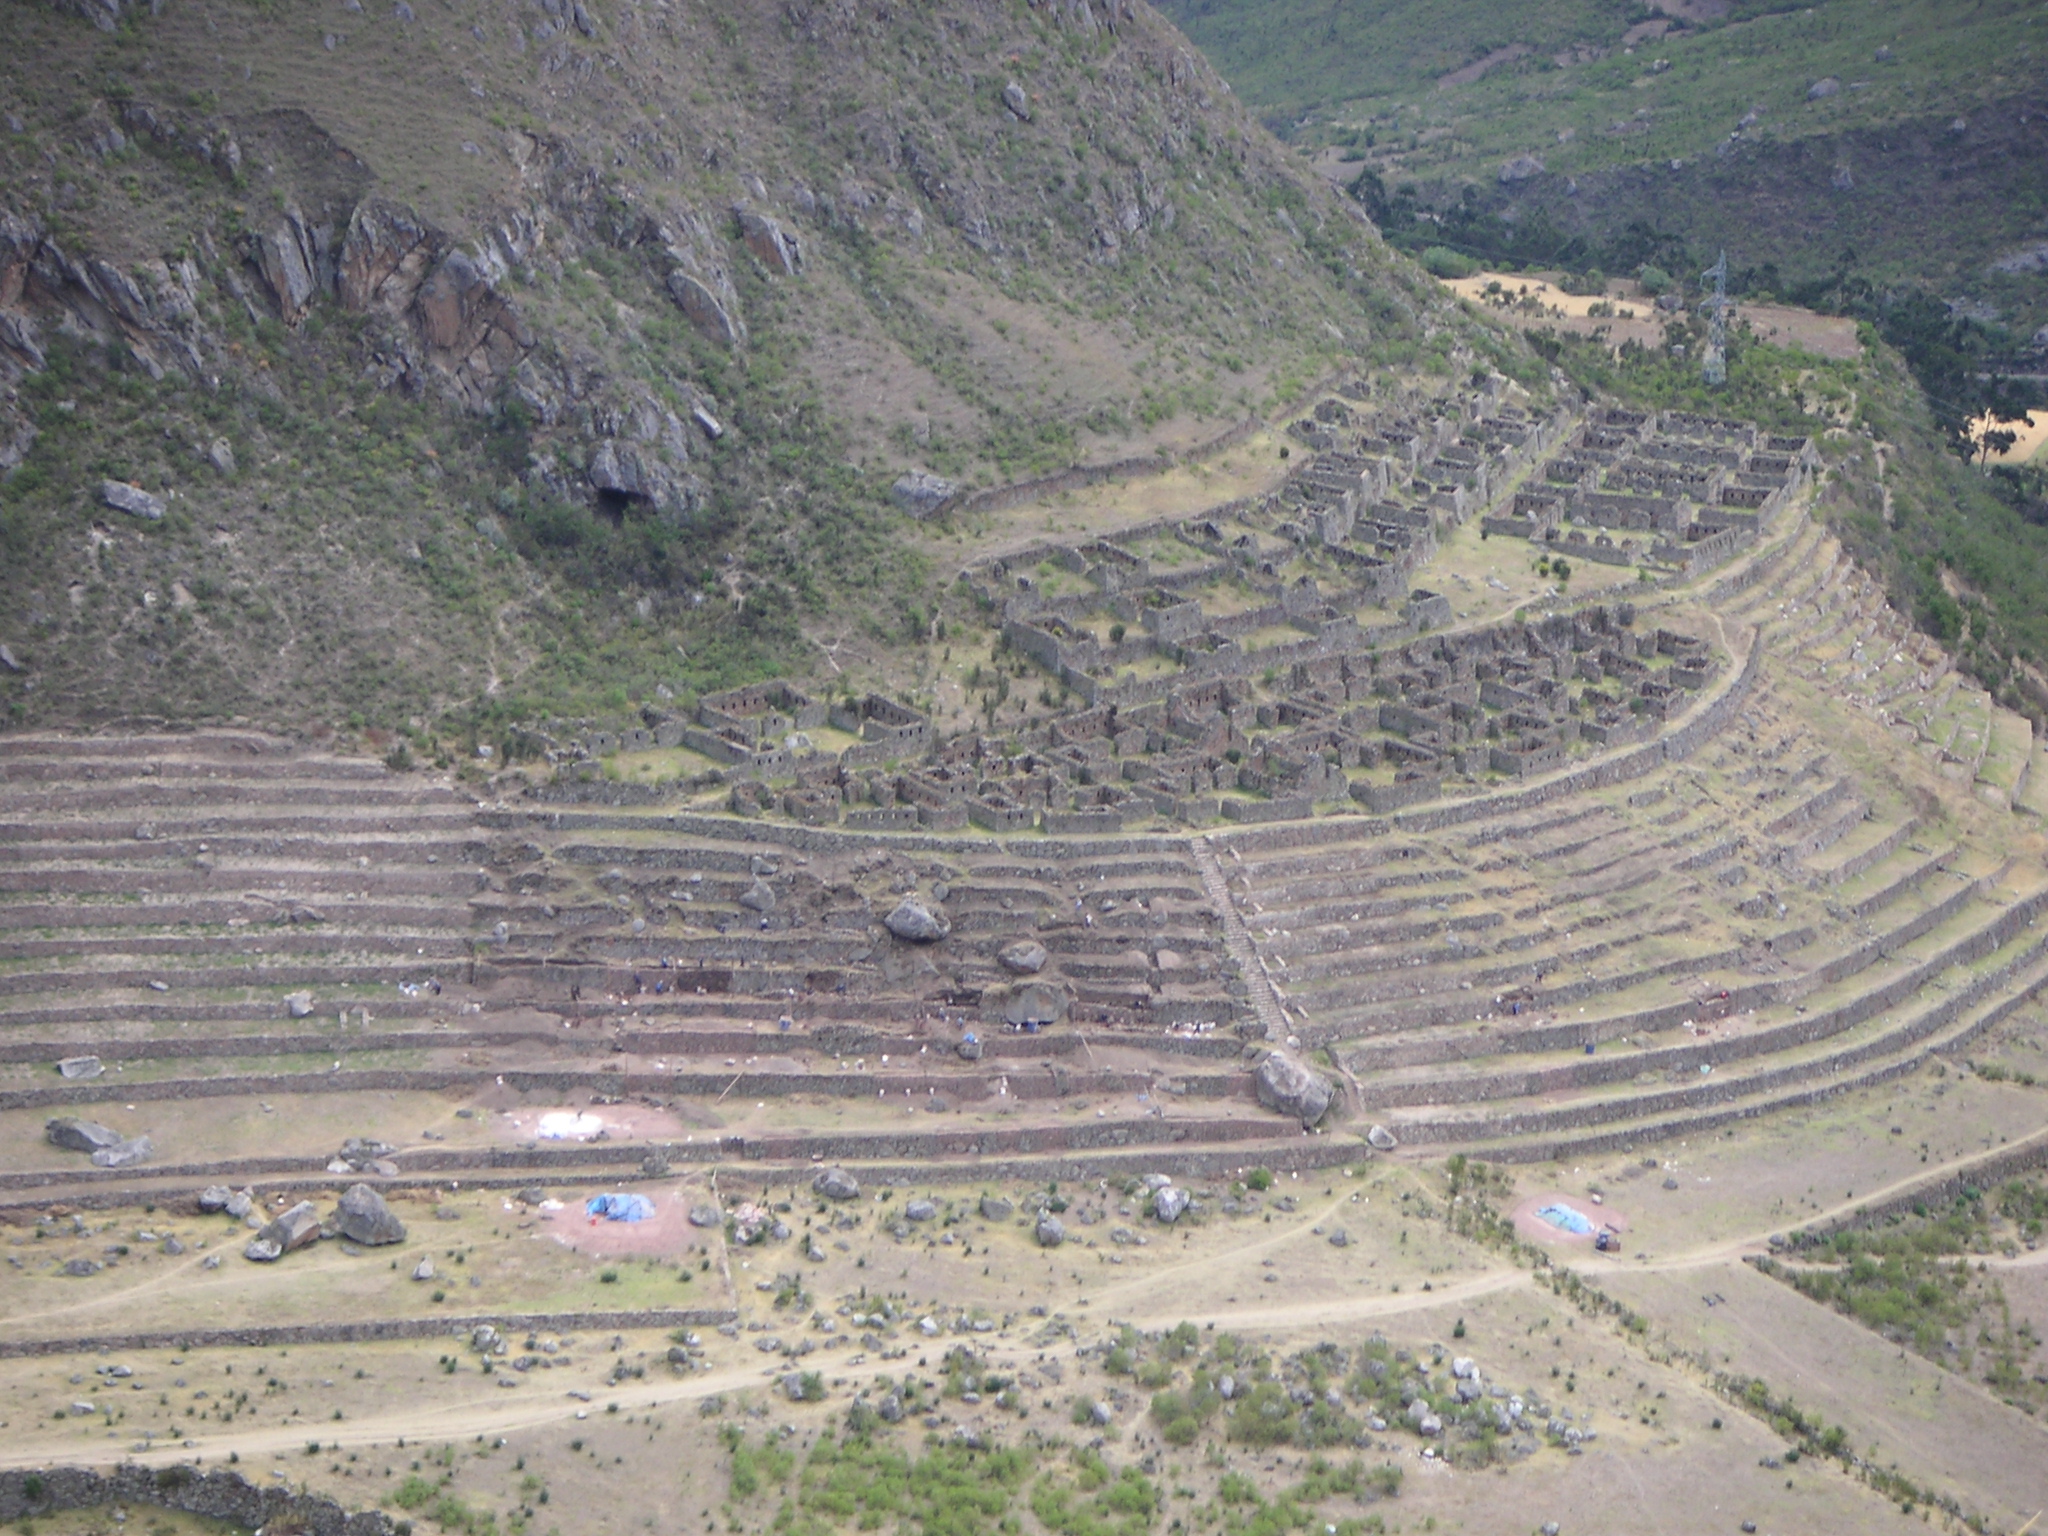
(735, 207), (802, 275)
(1254, 1051), (1334, 1127)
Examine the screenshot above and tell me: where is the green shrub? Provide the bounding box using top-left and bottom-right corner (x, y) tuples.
(1419, 246), (1477, 279)
(391, 1475), (437, 1510)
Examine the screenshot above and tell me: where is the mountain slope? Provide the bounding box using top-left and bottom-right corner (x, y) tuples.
(0, 0), (1509, 732)
(1158, 0), (2048, 336)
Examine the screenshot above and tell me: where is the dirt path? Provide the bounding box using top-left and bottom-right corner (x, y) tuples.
(12, 1112), (2045, 1480)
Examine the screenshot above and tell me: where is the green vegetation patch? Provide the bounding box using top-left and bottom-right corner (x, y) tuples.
(1759, 1177), (2048, 1412)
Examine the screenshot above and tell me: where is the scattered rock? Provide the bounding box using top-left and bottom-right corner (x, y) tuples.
(91, 1134), (154, 1168)
(1451, 1356), (1476, 1379)
(904, 1198), (937, 1222)
(412, 1257), (436, 1281)
(0, 643), (23, 673)
(979, 1195), (1014, 1221)
(518, 1186), (548, 1206)
(998, 939), (1048, 974)
(47, 1117), (126, 1153)
(1326, 1227), (1349, 1248)
(781, 1372), (809, 1401)
(57, 1055), (104, 1080)
(688, 1204), (722, 1228)
(206, 438), (236, 475)
(890, 470), (954, 519)
(1152, 1186), (1190, 1224)
(1807, 77), (1841, 100)
(739, 878), (777, 913)
(1366, 1124), (1398, 1152)
(329, 1183), (407, 1245)
(284, 991), (315, 1019)
(244, 1200), (322, 1261)
(99, 479), (165, 520)
(224, 1190), (254, 1219)
(1001, 79), (1031, 121)
(1499, 154), (1545, 183)
(876, 1391), (904, 1422)
(1254, 1052), (1333, 1128)
(813, 1166), (860, 1201)
(161, 1236), (184, 1256)
(63, 1258), (102, 1277)
(884, 898), (949, 943)
(956, 1035), (984, 1061)
(1035, 1212), (1066, 1247)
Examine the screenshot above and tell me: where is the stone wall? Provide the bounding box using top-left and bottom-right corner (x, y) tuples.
(0, 1307), (737, 1360)
(1, 1464), (393, 1536)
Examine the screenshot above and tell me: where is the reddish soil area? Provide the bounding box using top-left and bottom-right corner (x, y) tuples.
(1510, 1191), (1629, 1249)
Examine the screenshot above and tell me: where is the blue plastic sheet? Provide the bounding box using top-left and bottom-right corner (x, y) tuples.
(1535, 1203), (1594, 1235)
(586, 1192), (656, 1223)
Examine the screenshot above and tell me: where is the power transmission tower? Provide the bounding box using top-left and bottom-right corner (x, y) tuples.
(1701, 250), (1729, 387)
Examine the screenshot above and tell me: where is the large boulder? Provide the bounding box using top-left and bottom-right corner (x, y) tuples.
(884, 899), (949, 943)
(1366, 1124), (1398, 1152)
(813, 1167), (859, 1201)
(91, 1134), (153, 1168)
(998, 939), (1048, 974)
(1001, 981), (1068, 1027)
(1254, 1052), (1334, 1128)
(245, 1200), (322, 1262)
(47, 1117), (125, 1153)
(890, 471), (954, 519)
(1152, 1186), (1190, 1224)
(99, 479), (165, 520)
(1035, 1211), (1066, 1247)
(329, 1183), (407, 1245)
(979, 1194), (1014, 1222)
(57, 1055), (104, 1080)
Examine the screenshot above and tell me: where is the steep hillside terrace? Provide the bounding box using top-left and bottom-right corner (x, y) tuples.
(1194, 518), (2048, 1158)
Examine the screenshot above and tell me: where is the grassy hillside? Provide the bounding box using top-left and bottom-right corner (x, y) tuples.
(1160, 0), (2048, 338)
(0, 0), (1522, 734)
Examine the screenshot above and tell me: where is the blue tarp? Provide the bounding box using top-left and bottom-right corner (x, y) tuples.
(1535, 1203), (1594, 1235)
(586, 1193), (656, 1223)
